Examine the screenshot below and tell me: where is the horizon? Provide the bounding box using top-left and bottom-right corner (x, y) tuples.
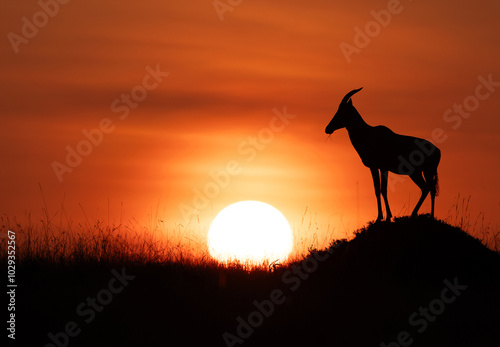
(7, 212), (500, 346)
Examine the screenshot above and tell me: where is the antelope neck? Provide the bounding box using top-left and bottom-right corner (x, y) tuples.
(345, 108), (370, 133)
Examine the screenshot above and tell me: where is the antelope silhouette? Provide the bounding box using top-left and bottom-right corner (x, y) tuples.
(325, 88), (441, 222)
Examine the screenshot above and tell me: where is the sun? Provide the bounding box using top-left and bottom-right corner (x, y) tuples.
(207, 201), (293, 264)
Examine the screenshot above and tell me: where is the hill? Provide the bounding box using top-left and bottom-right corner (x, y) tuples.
(11, 216), (500, 347)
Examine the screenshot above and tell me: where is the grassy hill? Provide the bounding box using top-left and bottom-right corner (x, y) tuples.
(8, 215), (500, 347)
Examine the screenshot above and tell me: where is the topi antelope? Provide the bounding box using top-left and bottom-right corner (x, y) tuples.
(325, 88), (441, 222)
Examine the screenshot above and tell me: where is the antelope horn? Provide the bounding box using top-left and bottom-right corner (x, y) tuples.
(341, 87), (363, 104)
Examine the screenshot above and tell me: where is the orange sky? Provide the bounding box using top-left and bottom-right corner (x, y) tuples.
(1, 0), (499, 252)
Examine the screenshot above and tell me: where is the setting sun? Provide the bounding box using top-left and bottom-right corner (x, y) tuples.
(207, 201), (293, 264)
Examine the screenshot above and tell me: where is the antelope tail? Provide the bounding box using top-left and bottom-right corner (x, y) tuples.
(432, 172), (439, 197)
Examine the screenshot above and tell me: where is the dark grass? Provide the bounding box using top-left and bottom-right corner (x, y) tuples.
(2, 215), (500, 347)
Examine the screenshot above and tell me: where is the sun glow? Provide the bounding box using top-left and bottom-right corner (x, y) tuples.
(207, 201), (293, 264)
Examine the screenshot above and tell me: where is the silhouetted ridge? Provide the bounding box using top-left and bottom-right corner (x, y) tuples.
(313, 215), (499, 282)
(277, 215), (500, 347)
(15, 216), (500, 347)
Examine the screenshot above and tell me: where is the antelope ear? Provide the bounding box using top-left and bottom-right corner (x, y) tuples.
(347, 99), (352, 105)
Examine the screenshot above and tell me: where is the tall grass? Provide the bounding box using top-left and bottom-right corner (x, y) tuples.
(0, 198), (341, 269)
(0, 212), (211, 266)
(444, 194), (499, 253)
(1, 194), (498, 268)
(0, 212), (331, 271)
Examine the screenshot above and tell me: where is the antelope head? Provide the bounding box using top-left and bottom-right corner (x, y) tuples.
(325, 87), (363, 134)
